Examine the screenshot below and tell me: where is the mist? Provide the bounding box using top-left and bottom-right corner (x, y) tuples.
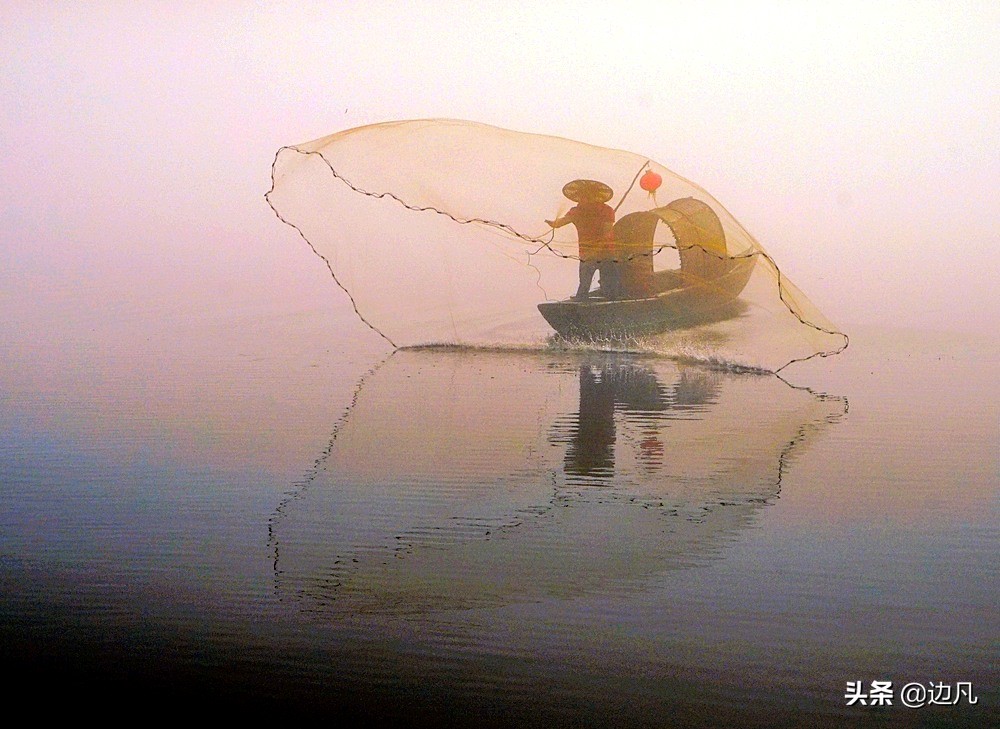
(3, 1), (997, 345)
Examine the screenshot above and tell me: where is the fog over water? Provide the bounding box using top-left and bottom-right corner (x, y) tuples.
(3, 2), (998, 350)
(1, 3), (997, 726)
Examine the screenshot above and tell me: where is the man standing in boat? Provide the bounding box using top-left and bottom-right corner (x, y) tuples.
(545, 179), (620, 300)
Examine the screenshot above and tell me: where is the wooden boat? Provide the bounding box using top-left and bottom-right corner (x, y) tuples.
(538, 198), (755, 339)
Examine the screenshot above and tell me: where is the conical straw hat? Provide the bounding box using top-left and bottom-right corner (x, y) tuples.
(562, 179), (613, 204)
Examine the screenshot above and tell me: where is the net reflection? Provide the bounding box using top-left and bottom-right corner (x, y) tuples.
(270, 349), (845, 616)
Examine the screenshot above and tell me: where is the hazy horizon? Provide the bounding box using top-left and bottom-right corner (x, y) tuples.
(2, 5), (997, 722)
(3, 2), (998, 347)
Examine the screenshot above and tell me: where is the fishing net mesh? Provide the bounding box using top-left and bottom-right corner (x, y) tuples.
(266, 119), (847, 372)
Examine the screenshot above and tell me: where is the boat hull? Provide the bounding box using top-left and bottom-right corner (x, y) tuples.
(537, 256), (755, 340)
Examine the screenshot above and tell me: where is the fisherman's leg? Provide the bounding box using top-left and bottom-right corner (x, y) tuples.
(575, 260), (598, 299)
(599, 260), (622, 299)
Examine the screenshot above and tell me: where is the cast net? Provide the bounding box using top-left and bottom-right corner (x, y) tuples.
(266, 119), (847, 372)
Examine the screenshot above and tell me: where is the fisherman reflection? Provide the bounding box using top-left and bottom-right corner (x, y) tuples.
(558, 360), (721, 477)
(546, 179), (621, 300)
(561, 362), (665, 477)
(567, 364), (617, 474)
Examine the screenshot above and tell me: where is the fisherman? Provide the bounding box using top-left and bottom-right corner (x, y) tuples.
(545, 179), (620, 300)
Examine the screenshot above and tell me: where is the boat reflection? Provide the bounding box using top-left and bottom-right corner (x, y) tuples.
(270, 349), (846, 616)
(553, 360), (720, 479)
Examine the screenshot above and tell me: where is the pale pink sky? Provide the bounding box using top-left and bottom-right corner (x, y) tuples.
(2, 1), (997, 340)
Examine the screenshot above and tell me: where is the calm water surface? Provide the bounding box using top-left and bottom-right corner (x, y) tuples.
(1, 306), (996, 727)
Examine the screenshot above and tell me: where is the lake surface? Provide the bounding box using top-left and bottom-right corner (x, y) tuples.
(1, 303), (996, 727)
